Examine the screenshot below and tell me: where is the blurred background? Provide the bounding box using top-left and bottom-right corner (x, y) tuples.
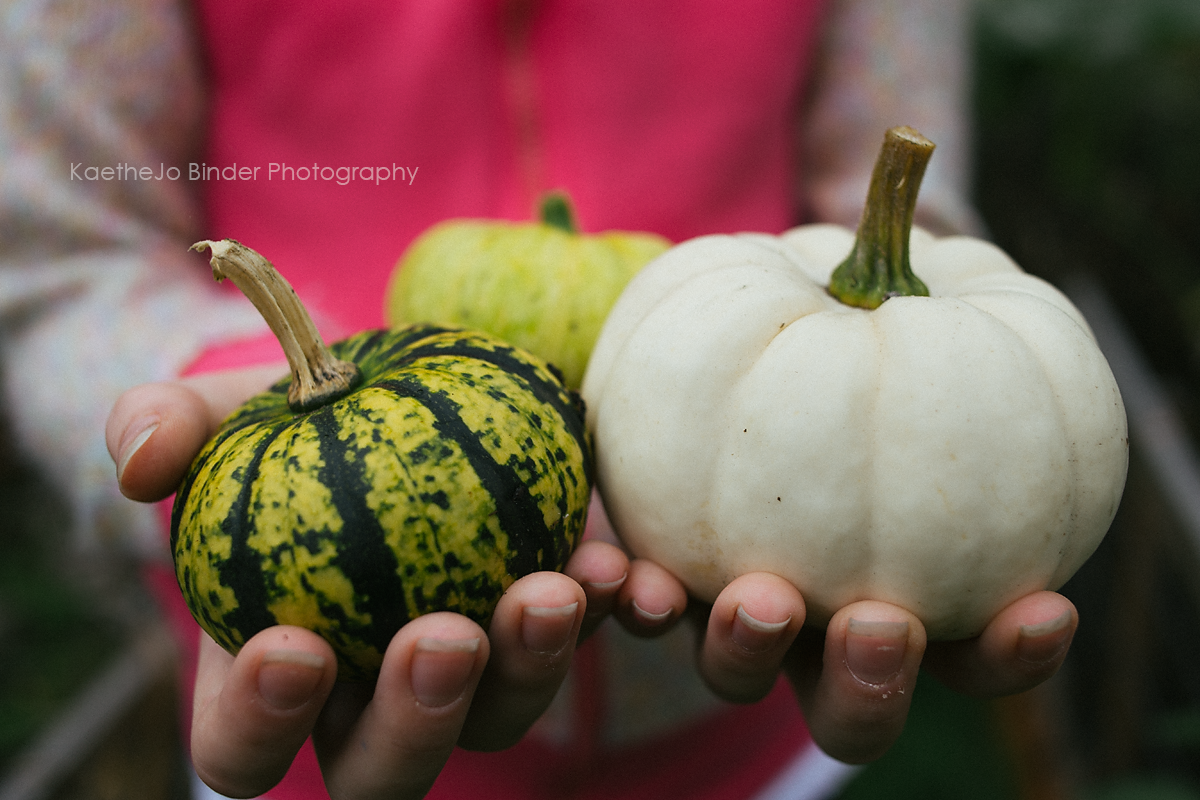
(2, 0), (1199, 797)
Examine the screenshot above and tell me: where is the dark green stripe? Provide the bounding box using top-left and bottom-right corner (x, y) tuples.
(336, 327), (591, 482)
(311, 404), (409, 654)
(391, 337), (590, 468)
(333, 328), (390, 365)
(339, 325), (591, 483)
(332, 324), (450, 369)
(377, 375), (556, 577)
(210, 424), (287, 641)
(170, 461), (198, 553)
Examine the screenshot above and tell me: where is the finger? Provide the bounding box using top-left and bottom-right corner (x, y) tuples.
(191, 627), (338, 798)
(786, 601), (927, 764)
(613, 558), (688, 637)
(565, 539), (630, 641)
(921, 591), (1077, 697)
(457, 572), (586, 751)
(107, 382), (213, 502)
(316, 612), (489, 800)
(106, 364), (285, 501)
(581, 489), (622, 547)
(696, 573), (805, 703)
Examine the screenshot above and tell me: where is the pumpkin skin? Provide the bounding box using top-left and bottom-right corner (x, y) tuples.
(581, 224), (1128, 641)
(385, 193), (670, 389)
(172, 324), (592, 681)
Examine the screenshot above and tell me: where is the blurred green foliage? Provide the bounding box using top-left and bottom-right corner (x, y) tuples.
(1085, 775), (1200, 800)
(0, 469), (120, 774)
(974, 0), (1200, 796)
(974, 0), (1200, 376)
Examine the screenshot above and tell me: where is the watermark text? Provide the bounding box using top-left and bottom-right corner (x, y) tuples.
(70, 162), (420, 186)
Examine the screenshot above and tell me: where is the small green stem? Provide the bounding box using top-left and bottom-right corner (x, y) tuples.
(538, 191), (578, 234)
(191, 239), (361, 412)
(827, 126), (934, 310)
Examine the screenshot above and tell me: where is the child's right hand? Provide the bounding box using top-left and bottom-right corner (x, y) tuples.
(106, 365), (632, 799)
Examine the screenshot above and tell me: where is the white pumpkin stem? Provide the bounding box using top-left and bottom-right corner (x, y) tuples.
(191, 239), (361, 411)
(827, 126), (934, 310)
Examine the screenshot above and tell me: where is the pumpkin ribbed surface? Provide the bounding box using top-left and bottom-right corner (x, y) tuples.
(171, 324), (591, 680)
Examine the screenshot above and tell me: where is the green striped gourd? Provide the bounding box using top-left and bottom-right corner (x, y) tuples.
(173, 240), (592, 681)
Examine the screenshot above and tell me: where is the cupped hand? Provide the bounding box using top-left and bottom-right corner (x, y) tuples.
(606, 560), (1076, 765)
(188, 570), (597, 799)
(106, 367), (633, 799)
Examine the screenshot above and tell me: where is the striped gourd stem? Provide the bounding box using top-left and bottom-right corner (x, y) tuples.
(191, 239), (361, 411)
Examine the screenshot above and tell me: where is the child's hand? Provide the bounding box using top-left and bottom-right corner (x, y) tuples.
(185, 565), (612, 799)
(605, 558), (1076, 765)
(107, 366), (633, 799)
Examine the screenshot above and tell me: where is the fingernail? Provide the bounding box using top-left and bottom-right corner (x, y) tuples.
(585, 573), (627, 592)
(258, 649), (327, 711)
(631, 599), (674, 626)
(583, 574), (626, 620)
(845, 618), (909, 686)
(1018, 611), (1073, 665)
(522, 602), (579, 656)
(116, 418), (159, 482)
(411, 637), (480, 708)
(731, 605), (791, 654)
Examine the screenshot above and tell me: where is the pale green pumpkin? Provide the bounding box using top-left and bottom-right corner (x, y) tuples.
(385, 193), (670, 389)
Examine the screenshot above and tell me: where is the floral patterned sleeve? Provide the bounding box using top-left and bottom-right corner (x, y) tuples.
(803, 0), (986, 237)
(0, 0), (263, 559)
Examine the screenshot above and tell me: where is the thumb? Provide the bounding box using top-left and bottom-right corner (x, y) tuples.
(106, 364), (285, 502)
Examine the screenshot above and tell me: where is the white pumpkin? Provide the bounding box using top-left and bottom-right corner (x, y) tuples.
(581, 128), (1128, 640)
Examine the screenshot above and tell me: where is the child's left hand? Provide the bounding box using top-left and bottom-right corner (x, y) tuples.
(607, 550), (1076, 764)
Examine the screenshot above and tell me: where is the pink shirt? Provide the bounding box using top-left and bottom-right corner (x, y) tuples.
(193, 0), (827, 337)
(172, 2), (841, 798)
